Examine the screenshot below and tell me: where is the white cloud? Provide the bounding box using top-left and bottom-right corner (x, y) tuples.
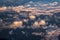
(49, 2), (58, 6)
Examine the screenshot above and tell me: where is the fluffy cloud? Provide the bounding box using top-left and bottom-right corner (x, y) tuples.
(49, 2), (58, 6)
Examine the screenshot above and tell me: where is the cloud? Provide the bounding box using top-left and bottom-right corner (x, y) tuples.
(0, 1), (60, 14)
(41, 2), (58, 7)
(49, 2), (58, 6)
(41, 4), (48, 7)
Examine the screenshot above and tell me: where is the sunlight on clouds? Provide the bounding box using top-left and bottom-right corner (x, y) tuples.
(39, 20), (46, 26)
(11, 21), (23, 28)
(29, 15), (36, 20)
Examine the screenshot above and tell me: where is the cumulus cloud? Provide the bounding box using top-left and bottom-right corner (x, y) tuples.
(38, 2), (59, 10)
(25, 1), (59, 9)
(49, 2), (58, 6)
(41, 4), (48, 7)
(0, 1), (60, 14)
(41, 2), (58, 7)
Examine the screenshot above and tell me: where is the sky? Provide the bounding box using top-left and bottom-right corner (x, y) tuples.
(0, 0), (60, 6)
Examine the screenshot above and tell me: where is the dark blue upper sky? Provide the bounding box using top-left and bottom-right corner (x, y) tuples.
(0, 0), (60, 6)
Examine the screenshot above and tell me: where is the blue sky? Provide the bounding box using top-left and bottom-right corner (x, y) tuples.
(0, 0), (60, 6)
